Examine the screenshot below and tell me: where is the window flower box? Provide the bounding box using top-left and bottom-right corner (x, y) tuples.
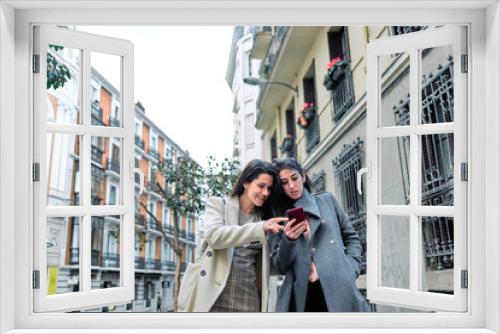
(297, 102), (316, 129)
(323, 56), (348, 90)
(279, 134), (295, 153)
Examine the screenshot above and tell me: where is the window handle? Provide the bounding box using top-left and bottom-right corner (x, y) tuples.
(131, 163), (145, 195)
(356, 163), (371, 195)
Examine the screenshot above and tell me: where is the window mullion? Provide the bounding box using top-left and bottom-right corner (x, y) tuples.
(408, 48), (419, 294)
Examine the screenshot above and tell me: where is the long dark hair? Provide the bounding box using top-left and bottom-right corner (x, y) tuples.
(230, 159), (279, 219)
(272, 157), (312, 215)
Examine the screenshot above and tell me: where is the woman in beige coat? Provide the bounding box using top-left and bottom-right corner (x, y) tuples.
(178, 159), (287, 312)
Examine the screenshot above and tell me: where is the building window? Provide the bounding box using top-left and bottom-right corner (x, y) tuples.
(332, 138), (366, 273)
(325, 26), (355, 123)
(280, 102), (297, 158)
(244, 113), (255, 146)
(302, 61), (320, 154)
(394, 56), (455, 274)
(309, 170), (326, 193)
(270, 131), (278, 161)
(109, 185), (117, 205)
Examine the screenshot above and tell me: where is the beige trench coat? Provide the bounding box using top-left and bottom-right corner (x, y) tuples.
(178, 196), (270, 312)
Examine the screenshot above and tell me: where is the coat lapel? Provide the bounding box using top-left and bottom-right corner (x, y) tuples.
(294, 189), (322, 239)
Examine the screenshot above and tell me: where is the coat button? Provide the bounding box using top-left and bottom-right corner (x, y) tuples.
(206, 251), (213, 257)
(312, 247), (316, 252)
(200, 270), (206, 277)
(330, 239), (335, 244)
(321, 220), (326, 224)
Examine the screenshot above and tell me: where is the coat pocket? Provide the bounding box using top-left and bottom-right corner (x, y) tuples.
(178, 262), (202, 312)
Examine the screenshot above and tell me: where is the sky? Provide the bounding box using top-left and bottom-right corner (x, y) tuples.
(76, 26), (235, 167)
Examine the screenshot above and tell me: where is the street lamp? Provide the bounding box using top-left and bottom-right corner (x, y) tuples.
(243, 77), (298, 94)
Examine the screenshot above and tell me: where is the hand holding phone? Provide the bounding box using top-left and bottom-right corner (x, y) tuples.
(286, 207), (306, 224)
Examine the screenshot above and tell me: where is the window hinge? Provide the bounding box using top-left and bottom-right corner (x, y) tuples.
(33, 270), (40, 289)
(461, 162), (468, 181)
(461, 54), (468, 73)
(461, 270), (468, 289)
(33, 163), (40, 182)
(33, 55), (40, 73)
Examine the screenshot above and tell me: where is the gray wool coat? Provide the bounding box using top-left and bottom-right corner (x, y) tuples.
(269, 189), (369, 312)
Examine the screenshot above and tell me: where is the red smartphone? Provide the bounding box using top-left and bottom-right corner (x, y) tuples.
(286, 207), (306, 225)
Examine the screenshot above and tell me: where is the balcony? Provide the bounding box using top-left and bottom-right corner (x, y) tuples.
(91, 249), (101, 266)
(187, 232), (196, 242)
(108, 159), (120, 175)
(163, 224), (174, 235)
(249, 26), (273, 59)
(149, 147), (160, 161)
(135, 256), (145, 269)
(148, 217), (162, 232)
(162, 260), (175, 271)
(91, 195), (102, 205)
(102, 252), (120, 268)
(109, 116), (120, 127)
(91, 145), (103, 164)
(145, 258), (161, 270)
(135, 135), (145, 151)
(91, 101), (104, 126)
(255, 27), (321, 130)
(135, 213), (146, 227)
(147, 180), (162, 195)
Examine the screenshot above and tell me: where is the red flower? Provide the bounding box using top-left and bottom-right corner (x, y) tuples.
(327, 56), (342, 69)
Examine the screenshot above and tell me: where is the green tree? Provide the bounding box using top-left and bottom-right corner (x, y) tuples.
(47, 45), (72, 90)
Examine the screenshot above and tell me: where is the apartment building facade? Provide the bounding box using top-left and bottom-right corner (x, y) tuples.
(45, 45), (198, 312)
(248, 26), (454, 311)
(226, 26), (265, 166)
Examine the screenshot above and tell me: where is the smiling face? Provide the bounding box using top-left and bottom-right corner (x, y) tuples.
(279, 168), (305, 201)
(242, 173), (274, 208)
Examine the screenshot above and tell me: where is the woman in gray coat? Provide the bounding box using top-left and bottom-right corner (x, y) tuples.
(270, 158), (369, 312)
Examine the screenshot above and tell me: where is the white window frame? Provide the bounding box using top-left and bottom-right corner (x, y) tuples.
(1, 2), (498, 334)
(32, 26), (135, 313)
(365, 26), (467, 312)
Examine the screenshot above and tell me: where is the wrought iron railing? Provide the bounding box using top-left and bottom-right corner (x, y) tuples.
(135, 213), (146, 227)
(187, 232), (196, 242)
(392, 26), (426, 35)
(109, 117), (120, 127)
(102, 253), (120, 268)
(146, 258), (162, 270)
(148, 217), (161, 232)
(91, 101), (104, 126)
(305, 118), (320, 154)
(135, 256), (145, 269)
(394, 56), (455, 271)
(91, 249), (101, 266)
(162, 260), (176, 271)
(260, 26), (289, 79)
(310, 170), (326, 194)
(331, 65), (355, 123)
(333, 139), (366, 273)
(149, 147), (160, 160)
(91, 145), (103, 164)
(108, 160), (120, 174)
